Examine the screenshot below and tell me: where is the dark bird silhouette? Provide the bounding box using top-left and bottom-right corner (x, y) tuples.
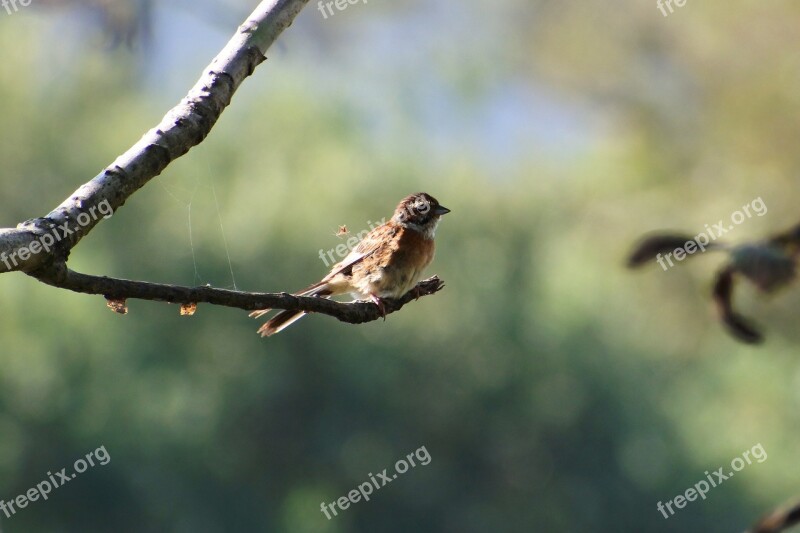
(627, 222), (800, 344)
(749, 497), (800, 533)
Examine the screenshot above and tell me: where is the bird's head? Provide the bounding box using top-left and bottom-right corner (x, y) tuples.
(392, 192), (450, 238)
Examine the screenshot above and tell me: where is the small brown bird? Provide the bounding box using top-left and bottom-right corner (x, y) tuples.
(250, 192), (450, 336)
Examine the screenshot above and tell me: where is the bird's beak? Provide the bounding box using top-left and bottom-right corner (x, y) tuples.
(434, 205), (450, 216)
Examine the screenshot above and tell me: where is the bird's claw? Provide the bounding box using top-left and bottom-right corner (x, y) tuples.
(369, 294), (387, 320)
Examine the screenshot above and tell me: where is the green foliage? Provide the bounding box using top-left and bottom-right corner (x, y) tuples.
(0, 1), (798, 531)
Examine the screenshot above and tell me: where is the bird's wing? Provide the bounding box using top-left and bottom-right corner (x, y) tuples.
(712, 266), (764, 344)
(249, 226), (399, 318)
(298, 224), (400, 295)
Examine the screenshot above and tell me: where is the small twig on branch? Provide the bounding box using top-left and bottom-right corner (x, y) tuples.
(31, 262), (446, 324)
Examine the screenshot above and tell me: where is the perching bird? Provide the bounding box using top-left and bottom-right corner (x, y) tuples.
(250, 193), (450, 337)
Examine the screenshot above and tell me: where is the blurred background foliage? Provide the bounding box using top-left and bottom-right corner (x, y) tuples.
(1, 0), (799, 531)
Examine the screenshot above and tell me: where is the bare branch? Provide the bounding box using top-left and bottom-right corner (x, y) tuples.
(0, 0), (448, 326)
(31, 263), (446, 324)
(0, 0), (310, 274)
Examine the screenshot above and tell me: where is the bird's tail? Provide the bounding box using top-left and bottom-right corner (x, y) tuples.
(250, 282), (333, 337)
(255, 309), (308, 337)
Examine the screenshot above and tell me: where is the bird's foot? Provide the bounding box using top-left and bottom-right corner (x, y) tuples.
(369, 293), (387, 320)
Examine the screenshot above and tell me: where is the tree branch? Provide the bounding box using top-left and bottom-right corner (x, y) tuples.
(30, 262), (446, 324)
(0, 0), (446, 327)
(0, 0), (309, 274)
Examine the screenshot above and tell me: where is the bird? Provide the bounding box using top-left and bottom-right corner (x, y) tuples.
(250, 192), (450, 337)
(627, 222), (800, 344)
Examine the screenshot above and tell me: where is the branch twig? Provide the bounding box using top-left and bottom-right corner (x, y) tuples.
(31, 262), (446, 324)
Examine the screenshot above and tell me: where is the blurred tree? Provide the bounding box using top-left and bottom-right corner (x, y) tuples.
(1, 1), (799, 532)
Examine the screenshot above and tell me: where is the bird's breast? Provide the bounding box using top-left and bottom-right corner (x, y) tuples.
(375, 229), (435, 297)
